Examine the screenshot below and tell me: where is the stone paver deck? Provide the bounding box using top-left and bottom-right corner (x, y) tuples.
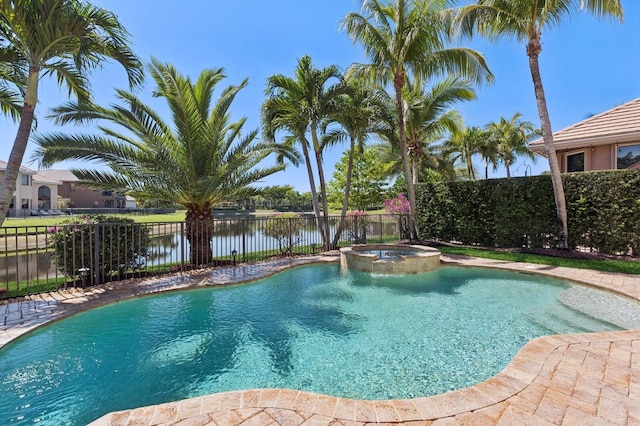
(2, 253), (639, 425)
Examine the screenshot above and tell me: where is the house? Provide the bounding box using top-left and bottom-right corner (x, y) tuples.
(528, 98), (640, 173)
(37, 169), (128, 209)
(0, 161), (62, 217)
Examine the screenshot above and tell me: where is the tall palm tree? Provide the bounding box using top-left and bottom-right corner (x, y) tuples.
(454, 0), (623, 247)
(342, 0), (492, 240)
(0, 0), (143, 225)
(403, 76), (475, 184)
(322, 78), (385, 247)
(487, 113), (539, 177)
(262, 55), (348, 250)
(34, 60), (292, 265)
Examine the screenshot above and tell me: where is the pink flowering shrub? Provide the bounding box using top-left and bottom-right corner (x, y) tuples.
(383, 193), (410, 215)
(383, 193), (411, 240)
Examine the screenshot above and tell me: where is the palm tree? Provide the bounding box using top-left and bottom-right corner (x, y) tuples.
(403, 76), (475, 184)
(487, 113), (539, 177)
(342, 0), (492, 240)
(443, 126), (483, 180)
(0, 0), (143, 225)
(34, 60), (292, 265)
(262, 56), (348, 250)
(0, 60), (25, 121)
(454, 0), (623, 247)
(322, 78), (385, 247)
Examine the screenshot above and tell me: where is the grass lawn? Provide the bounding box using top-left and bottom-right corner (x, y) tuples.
(3, 211), (187, 228)
(438, 245), (640, 275)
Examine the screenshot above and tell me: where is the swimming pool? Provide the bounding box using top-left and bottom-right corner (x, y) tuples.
(1, 264), (637, 425)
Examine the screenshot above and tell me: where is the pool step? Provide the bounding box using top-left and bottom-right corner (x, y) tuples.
(528, 304), (620, 335)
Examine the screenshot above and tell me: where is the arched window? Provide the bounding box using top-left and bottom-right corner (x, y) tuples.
(38, 186), (51, 210)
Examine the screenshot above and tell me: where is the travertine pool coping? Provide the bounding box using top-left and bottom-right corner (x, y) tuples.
(1, 253), (639, 425)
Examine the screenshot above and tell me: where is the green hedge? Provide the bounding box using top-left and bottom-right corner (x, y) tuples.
(416, 169), (640, 254)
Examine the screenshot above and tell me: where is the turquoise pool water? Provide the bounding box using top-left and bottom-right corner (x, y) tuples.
(0, 264), (627, 425)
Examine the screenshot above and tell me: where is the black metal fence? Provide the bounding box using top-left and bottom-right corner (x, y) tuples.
(0, 214), (407, 300)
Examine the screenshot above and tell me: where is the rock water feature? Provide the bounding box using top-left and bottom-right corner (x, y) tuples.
(340, 244), (440, 274)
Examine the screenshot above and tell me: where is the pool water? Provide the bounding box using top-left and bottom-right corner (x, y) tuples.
(0, 264), (633, 425)
(356, 248), (420, 259)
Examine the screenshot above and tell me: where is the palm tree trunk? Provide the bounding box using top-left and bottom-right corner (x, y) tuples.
(506, 161), (511, 178)
(0, 67), (38, 226)
(528, 39), (569, 249)
(331, 136), (356, 248)
(394, 74), (418, 240)
(300, 138), (326, 249)
(411, 153), (419, 185)
(311, 125), (331, 250)
(185, 205), (214, 265)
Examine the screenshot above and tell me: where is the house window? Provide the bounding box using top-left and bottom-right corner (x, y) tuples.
(21, 199), (29, 209)
(21, 174), (30, 186)
(38, 186), (51, 209)
(93, 201), (99, 207)
(566, 152), (585, 173)
(616, 143), (640, 169)
(102, 190), (113, 197)
(104, 200), (113, 208)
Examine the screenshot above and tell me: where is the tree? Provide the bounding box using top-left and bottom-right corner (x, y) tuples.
(262, 55), (348, 250)
(474, 127), (499, 179)
(327, 146), (386, 212)
(454, 0), (623, 247)
(403, 76), (475, 183)
(322, 78), (386, 246)
(342, 0), (492, 240)
(34, 60), (291, 265)
(487, 113), (539, 177)
(0, 0), (143, 226)
(443, 126), (483, 180)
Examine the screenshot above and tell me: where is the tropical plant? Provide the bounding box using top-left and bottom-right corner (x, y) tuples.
(0, 0), (143, 226)
(34, 60), (291, 265)
(342, 0), (492, 240)
(322, 79), (387, 245)
(403, 76), (476, 183)
(443, 126), (485, 180)
(384, 192), (411, 239)
(487, 113), (539, 177)
(262, 56), (349, 250)
(454, 0), (624, 247)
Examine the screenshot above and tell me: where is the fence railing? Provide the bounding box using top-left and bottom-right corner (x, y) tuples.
(0, 214), (408, 300)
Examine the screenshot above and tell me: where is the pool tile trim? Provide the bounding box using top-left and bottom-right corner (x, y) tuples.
(2, 253), (639, 425)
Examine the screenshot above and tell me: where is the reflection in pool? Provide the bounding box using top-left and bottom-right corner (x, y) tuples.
(0, 264), (637, 425)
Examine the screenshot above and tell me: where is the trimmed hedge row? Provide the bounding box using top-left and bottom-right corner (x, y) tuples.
(416, 169), (640, 254)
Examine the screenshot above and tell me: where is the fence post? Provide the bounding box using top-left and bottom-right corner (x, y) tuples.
(242, 219), (247, 263)
(93, 223), (100, 286)
(180, 222), (185, 271)
(288, 217), (293, 257)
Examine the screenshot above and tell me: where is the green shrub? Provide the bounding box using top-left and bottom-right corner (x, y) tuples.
(48, 214), (150, 283)
(416, 169), (640, 255)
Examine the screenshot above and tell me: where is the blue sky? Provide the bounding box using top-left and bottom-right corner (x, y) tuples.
(5, 0), (640, 192)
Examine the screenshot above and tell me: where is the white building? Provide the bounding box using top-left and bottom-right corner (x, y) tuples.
(0, 161), (62, 217)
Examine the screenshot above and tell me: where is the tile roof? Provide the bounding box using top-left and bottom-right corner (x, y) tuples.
(0, 160), (36, 175)
(37, 169), (80, 182)
(529, 97), (640, 152)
